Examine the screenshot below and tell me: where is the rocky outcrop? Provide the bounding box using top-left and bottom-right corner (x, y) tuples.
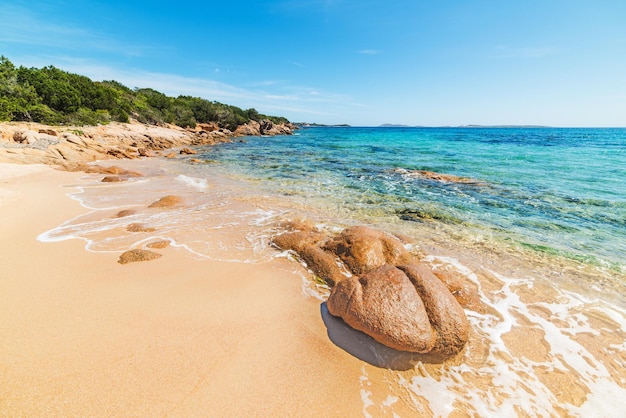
(234, 120), (261, 136)
(0, 119), (294, 168)
(272, 223), (475, 357)
(232, 119), (295, 137)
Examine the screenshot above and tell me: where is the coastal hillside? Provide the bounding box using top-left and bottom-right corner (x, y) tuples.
(0, 56), (289, 130)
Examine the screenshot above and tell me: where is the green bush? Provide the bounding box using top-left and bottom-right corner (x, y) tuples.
(0, 56), (290, 128)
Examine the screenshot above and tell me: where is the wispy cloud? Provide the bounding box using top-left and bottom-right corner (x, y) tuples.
(358, 49), (382, 55)
(19, 55), (361, 119)
(0, 4), (147, 57)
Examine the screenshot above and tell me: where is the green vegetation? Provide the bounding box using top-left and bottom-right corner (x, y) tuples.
(0, 56), (289, 128)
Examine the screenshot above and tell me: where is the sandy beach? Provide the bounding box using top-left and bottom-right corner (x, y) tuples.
(0, 163), (380, 416)
(2, 122), (626, 417)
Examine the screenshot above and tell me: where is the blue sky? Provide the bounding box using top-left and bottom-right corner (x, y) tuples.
(1, 0), (625, 126)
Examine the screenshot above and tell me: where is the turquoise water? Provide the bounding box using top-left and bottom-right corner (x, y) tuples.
(198, 126), (626, 273)
(39, 126), (626, 414)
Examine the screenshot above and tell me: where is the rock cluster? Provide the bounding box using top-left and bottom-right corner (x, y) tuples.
(272, 222), (476, 357)
(113, 193), (185, 264)
(234, 119), (295, 136)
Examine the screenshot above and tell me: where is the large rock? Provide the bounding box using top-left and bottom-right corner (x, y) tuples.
(324, 226), (416, 275)
(272, 230), (346, 286)
(432, 268), (482, 312)
(234, 120), (261, 136)
(399, 264), (469, 355)
(327, 264), (469, 355)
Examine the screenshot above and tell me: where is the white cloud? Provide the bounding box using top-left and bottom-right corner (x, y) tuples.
(18, 55), (362, 121)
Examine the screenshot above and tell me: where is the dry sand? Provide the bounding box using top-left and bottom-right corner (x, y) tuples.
(0, 163), (383, 416)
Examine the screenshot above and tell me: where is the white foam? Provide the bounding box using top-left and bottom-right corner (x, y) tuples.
(176, 174), (208, 191)
(357, 255), (626, 417)
(360, 366), (374, 418)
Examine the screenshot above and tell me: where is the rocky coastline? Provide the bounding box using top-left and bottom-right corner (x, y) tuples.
(0, 119), (295, 168)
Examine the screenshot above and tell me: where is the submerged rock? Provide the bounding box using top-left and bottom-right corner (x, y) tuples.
(394, 168), (482, 185)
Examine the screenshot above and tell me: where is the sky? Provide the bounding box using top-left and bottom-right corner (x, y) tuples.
(1, 0), (625, 126)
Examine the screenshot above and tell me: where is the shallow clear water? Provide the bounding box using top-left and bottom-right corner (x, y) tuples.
(197, 127), (626, 273)
(38, 126), (626, 416)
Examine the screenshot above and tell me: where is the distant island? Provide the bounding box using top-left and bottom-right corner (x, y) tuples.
(296, 122), (352, 127)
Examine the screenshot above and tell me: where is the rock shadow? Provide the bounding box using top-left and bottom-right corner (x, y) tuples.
(320, 302), (446, 370)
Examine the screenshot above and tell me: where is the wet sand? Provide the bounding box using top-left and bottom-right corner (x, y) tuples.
(0, 163), (376, 416)
(2, 157), (626, 417)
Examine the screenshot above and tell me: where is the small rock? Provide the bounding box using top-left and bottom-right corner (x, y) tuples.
(147, 240), (170, 249)
(118, 249), (162, 264)
(12, 130), (38, 144)
(127, 223), (156, 233)
(38, 129), (58, 136)
(148, 195), (182, 208)
(115, 209), (137, 218)
(180, 147), (197, 155)
(102, 176), (125, 182)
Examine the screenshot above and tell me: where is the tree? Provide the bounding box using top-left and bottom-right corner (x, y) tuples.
(0, 56), (290, 128)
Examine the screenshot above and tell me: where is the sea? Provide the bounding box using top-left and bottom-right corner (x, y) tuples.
(40, 126), (626, 416)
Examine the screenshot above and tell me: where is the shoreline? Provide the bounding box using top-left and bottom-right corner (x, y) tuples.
(2, 122), (626, 416)
(0, 162), (376, 416)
